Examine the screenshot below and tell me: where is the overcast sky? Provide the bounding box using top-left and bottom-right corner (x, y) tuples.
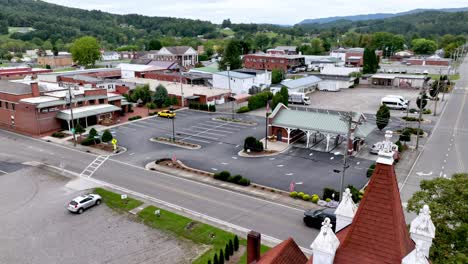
(43, 0), (468, 24)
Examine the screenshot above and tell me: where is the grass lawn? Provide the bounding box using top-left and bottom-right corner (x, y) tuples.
(94, 188), (143, 212)
(138, 205), (270, 264)
(220, 28), (235, 36)
(53, 67), (77, 72)
(428, 73), (460, 81)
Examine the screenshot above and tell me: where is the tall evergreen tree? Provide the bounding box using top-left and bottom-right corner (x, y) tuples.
(219, 249), (224, 264)
(224, 244), (230, 261)
(234, 235), (239, 251)
(376, 104), (390, 131)
(219, 39), (242, 70)
(228, 239), (234, 256)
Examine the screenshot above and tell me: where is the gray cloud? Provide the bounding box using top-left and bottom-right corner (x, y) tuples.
(43, 0), (468, 24)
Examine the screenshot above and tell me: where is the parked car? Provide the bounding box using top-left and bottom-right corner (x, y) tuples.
(303, 208), (336, 231)
(370, 144), (380, 154)
(67, 194), (102, 214)
(157, 110), (176, 118)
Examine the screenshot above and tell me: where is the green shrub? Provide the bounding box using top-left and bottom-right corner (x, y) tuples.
(290, 191), (298, 198)
(322, 188), (340, 201)
(395, 140), (403, 152)
(101, 129), (113, 143)
(146, 102), (156, 109)
(219, 249), (224, 264)
(244, 136), (257, 151)
(311, 194), (319, 203)
(228, 240), (234, 256)
(234, 236), (239, 251)
(88, 128), (98, 139)
(237, 106), (250, 113)
(325, 198), (331, 202)
(209, 104), (216, 112)
(81, 137), (100, 146)
(51, 132), (66, 138)
(423, 109), (432, 114)
(214, 171), (231, 181)
(149, 112), (157, 116)
(346, 185), (362, 203)
(367, 163), (376, 178)
(402, 116), (423, 122)
(228, 174), (242, 183)
(238, 178), (250, 186)
(247, 91), (273, 110)
(302, 194), (310, 201)
(297, 192), (305, 199)
(224, 244), (230, 261)
(129, 115), (142, 121)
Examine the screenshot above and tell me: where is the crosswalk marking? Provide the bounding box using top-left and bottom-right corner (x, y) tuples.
(80, 155), (109, 178)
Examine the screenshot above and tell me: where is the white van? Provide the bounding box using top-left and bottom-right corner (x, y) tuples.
(381, 97), (408, 110)
(386, 95), (409, 105)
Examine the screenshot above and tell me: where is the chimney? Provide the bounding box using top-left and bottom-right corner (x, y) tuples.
(334, 188), (357, 232)
(311, 218), (340, 264)
(409, 205), (436, 258)
(375, 130), (399, 165)
(247, 231), (261, 263)
(31, 82), (40, 97)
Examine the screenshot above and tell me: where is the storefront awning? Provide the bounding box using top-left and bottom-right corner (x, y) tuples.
(56, 104), (121, 121)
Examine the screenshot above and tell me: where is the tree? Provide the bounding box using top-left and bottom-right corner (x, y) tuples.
(219, 39), (242, 71)
(271, 68), (284, 84)
(219, 249), (224, 264)
(213, 253), (218, 264)
(224, 244), (230, 261)
(416, 93), (429, 109)
(407, 173), (468, 264)
(148, 39), (162, 51)
(375, 104), (390, 130)
(411, 38), (438, 55)
(42, 40), (53, 51)
(70, 36), (100, 66)
(101, 129), (113, 143)
(399, 129), (411, 145)
(279, 86), (289, 106)
(271, 93), (283, 110)
(228, 240), (234, 256)
(430, 80), (440, 98)
(88, 128), (98, 140)
(0, 20), (8, 35)
(153, 84), (169, 108)
(234, 235), (239, 251)
(254, 33), (270, 51)
(130, 85), (153, 104)
(363, 48), (378, 74)
(310, 38), (325, 55)
(75, 123), (85, 140)
(221, 19), (232, 28)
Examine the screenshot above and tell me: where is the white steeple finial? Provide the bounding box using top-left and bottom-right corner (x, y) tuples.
(402, 240), (430, 264)
(334, 188), (357, 232)
(311, 218), (340, 264)
(410, 205), (436, 258)
(374, 130), (398, 165)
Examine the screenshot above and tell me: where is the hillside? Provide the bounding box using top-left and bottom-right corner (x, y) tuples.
(297, 10), (468, 37)
(299, 7), (468, 25)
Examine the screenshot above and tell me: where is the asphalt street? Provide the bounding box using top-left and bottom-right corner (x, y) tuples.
(400, 57), (468, 206)
(0, 129), (319, 249)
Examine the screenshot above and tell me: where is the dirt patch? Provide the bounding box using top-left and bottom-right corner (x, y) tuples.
(157, 160), (214, 177)
(152, 137), (201, 149)
(185, 221), (198, 231)
(242, 150), (277, 156)
(227, 245), (246, 264)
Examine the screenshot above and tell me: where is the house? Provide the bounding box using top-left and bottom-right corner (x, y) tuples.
(154, 46), (198, 67)
(370, 73), (429, 89)
(0, 67), (52, 80)
(329, 48), (347, 62)
(0, 80), (130, 135)
(243, 54), (305, 72)
(246, 131), (436, 264)
(267, 46), (298, 55)
(317, 65), (360, 91)
(37, 55), (74, 68)
(343, 48), (383, 67)
(212, 71), (255, 95)
(118, 51), (137, 60)
(280, 75), (321, 94)
(101, 51), (120, 61)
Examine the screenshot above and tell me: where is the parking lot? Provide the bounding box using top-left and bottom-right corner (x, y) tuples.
(0, 167), (201, 264)
(107, 109), (374, 195)
(305, 87), (425, 114)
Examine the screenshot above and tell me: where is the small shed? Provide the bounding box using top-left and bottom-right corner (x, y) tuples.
(280, 75), (321, 93)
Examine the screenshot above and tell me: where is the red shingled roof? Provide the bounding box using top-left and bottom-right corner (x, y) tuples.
(257, 238), (308, 264)
(333, 163), (414, 264)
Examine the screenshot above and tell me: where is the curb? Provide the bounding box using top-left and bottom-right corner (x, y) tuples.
(149, 138), (201, 150)
(211, 117), (258, 127)
(145, 160), (321, 211)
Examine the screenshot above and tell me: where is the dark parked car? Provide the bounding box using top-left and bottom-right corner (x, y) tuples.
(303, 208), (336, 231)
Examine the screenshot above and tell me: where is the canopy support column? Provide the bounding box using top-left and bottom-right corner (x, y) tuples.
(287, 128), (292, 144)
(326, 134), (331, 152)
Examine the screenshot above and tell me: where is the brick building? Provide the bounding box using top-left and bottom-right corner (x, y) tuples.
(243, 54), (305, 71)
(37, 55), (74, 68)
(0, 67), (52, 80)
(345, 48), (383, 67)
(0, 80), (129, 135)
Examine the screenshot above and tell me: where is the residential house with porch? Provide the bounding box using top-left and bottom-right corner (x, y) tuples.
(154, 46), (199, 67)
(246, 131), (436, 264)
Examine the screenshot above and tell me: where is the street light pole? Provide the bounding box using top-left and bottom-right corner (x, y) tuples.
(67, 84), (77, 147)
(433, 68), (441, 116)
(179, 73), (184, 108)
(172, 117), (175, 142)
(227, 65), (234, 120)
(339, 112), (354, 202)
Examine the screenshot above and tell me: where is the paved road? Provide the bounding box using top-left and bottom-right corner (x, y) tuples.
(0, 129), (318, 249)
(400, 56), (468, 206)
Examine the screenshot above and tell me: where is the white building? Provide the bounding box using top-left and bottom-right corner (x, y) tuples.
(117, 63), (160, 79)
(317, 65), (361, 91)
(234, 69), (272, 89)
(212, 71), (255, 95)
(155, 46), (198, 67)
(102, 51), (120, 61)
(329, 48), (347, 62)
(280, 75), (321, 93)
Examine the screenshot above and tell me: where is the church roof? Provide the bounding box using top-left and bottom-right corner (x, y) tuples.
(257, 238), (308, 264)
(333, 163), (415, 264)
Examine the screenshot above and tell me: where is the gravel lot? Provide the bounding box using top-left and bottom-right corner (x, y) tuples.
(0, 167), (202, 264)
(305, 87), (423, 114)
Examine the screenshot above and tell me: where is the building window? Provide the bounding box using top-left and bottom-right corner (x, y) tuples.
(77, 101), (84, 106)
(252, 59), (256, 62)
(5, 102), (8, 109)
(0, 101), (2, 108)
(89, 100), (95, 105)
(12, 104), (15, 111)
(99, 99), (105, 104)
(280, 60), (285, 63)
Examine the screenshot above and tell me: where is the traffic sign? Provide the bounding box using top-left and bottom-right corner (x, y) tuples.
(71, 128), (75, 134)
(112, 138), (118, 145)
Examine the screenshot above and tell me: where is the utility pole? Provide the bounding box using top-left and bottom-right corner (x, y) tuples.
(433, 68), (441, 116)
(171, 117), (175, 142)
(179, 73), (184, 108)
(66, 84), (77, 147)
(227, 65), (234, 120)
(265, 100), (270, 150)
(339, 112), (356, 201)
(415, 85), (427, 150)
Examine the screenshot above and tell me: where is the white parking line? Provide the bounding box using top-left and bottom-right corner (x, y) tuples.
(177, 131), (218, 140)
(202, 123), (242, 130)
(118, 126), (137, 131)
(183, 128), (226, 137)
(127, 123), (149, 129)
(206, 120), (252, 128)
(183, 122), (233, 141)
(191, 125), (235, 133)
(184, 137), (211, 144)
(0, 169), (7, 174)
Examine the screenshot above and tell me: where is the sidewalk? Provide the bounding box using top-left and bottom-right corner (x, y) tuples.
(146, 161), (321, 211)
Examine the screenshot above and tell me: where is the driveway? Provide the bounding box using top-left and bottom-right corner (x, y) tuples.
(0, 167), (201, 264)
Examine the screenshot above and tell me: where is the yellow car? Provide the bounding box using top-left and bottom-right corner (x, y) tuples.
(157, 110), (176, 118)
